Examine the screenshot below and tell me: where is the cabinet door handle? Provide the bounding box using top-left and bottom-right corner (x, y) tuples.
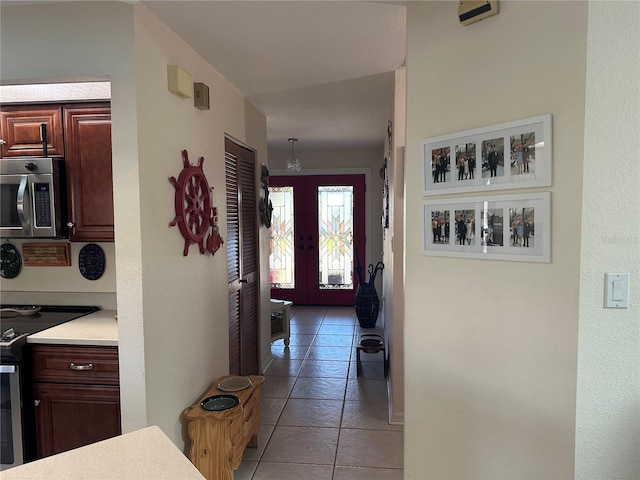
(69, 362), (94, 371)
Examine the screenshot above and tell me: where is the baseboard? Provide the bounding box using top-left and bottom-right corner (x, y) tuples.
(387, 376), (405, 425)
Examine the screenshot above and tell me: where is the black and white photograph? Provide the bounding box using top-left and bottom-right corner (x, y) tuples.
(422, 193), (550, 262)
(482, 138), (504, 179)
(422, 114), (552, 196)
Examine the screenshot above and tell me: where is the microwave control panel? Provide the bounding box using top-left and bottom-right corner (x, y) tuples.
(34, 183), (52, 227)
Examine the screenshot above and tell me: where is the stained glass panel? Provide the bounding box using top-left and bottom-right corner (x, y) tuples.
(269, 186), (295, 289)
(317, 185), (354, 290)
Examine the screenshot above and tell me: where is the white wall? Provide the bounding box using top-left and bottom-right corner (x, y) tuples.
(1, 1), (269, 450)
(575, 2), (640, 479)
(383, 67), (406, 424)
(405, 2), (587, 478)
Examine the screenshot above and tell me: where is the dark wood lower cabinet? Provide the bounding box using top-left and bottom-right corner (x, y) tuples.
(33, 383), (121, 458)
(32, 345), (121, 458)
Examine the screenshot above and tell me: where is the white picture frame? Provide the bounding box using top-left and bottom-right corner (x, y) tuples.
(422, 192), (551, 263)
(422, 114), (552, 196)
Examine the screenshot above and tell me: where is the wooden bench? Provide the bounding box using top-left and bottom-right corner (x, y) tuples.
(270, 299), (292, 346)
(356, 326), (388, 377)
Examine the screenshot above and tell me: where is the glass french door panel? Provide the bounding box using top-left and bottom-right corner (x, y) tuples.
(317, 185), (354, 290)
(269, 186), (295, 289)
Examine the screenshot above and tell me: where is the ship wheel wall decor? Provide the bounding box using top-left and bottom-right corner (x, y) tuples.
(169, 149), (223, 256)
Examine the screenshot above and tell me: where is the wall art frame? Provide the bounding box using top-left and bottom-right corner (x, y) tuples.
(422, 192), (551, 263)
(422, 114), (552, 196)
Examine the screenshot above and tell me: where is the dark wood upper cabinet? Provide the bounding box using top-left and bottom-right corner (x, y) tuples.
(64, 104), (114, 242)
(0, 106), (64, 157)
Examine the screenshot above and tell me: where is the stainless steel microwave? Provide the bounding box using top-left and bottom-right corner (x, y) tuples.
(0, 158), (67, 238)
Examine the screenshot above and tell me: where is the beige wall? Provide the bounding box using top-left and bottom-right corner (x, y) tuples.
(575, 2), (640, 479)
(1, 1), (269, 449)
(405, 2), (587, 478)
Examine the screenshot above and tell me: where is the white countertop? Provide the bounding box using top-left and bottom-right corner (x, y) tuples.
(27, 309), (118, 346)
(1, 426), (206, 480)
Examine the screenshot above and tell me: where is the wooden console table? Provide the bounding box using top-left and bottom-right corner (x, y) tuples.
(184, 375), (264, 480)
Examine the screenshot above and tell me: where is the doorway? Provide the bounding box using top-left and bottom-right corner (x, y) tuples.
(269, 174), (365, 306)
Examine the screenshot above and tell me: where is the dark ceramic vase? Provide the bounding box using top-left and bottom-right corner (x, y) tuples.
(354, 283), (379, 328)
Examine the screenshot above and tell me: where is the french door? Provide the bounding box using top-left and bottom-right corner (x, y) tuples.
(269, 174), (365, 306)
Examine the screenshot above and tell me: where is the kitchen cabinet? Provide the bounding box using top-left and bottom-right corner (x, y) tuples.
(0, 102), (114, 241)
(32, 345), (121, 459)
(64, 104), (114, 242)
(0, 106), (64, 157)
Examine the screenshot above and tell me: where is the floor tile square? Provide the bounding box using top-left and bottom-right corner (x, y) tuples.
(252, 462), (334, 480)
(320, 314), (356, 326)
(278, 398), (343, 427)
(264, 358), (303, 377)
(333, 466), (404, 480)
(312, 334), (354, 347)
(240, 424), (274, 462)
(345, 378), (388, 401)
(290, 376), (347, 400)
(341, 400), (402, 431)
(348, 359), (386, 379)
(261, 426), (339, 465)
(299, 360), (350, 378)
(307, 345), (353, 361)
(317, 324), (354, 335)
(336, 429), (403, 469)
(260, 397), (287, 425)
(261, 376), (297, 398)
(290, 323), (320, 335)
(233, 460), (257, 480)
(287, 334), (315, 346)
(270, 344), (310, 360)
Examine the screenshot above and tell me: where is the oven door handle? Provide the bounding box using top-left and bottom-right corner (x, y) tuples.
(16, 175), (32, 230)
(0, 365), (17, 374)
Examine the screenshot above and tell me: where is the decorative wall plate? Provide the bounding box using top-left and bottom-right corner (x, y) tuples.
(0, 242), (22, 279)
(259, 165), (273, 227)
(78, 243), (106, 280)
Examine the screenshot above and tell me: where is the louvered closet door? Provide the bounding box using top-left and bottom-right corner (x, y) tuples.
(225, 138), (259, 376)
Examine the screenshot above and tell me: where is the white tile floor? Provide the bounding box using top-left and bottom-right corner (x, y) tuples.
(234, 306), (403, 480)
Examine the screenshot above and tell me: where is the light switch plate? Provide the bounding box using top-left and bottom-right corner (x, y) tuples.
(604, 273), (629, 308)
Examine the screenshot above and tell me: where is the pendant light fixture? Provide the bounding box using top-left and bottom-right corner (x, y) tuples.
(286, 137), (301, 172)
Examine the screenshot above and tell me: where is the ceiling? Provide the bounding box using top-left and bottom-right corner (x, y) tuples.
(142, 1), (407, 149)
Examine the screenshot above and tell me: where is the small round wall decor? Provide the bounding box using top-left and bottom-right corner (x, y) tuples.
(1, 242), (22, 279)
(78, 243), (106, 280)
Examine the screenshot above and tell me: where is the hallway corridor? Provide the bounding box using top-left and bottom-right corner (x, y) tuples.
(235, 306), (403, 480)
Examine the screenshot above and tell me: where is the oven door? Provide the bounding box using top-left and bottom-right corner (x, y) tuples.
(0, 364), (24, 470)
(0, 174), (32, 237)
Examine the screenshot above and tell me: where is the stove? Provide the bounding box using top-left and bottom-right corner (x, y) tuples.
(0, 305), (100, 362)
